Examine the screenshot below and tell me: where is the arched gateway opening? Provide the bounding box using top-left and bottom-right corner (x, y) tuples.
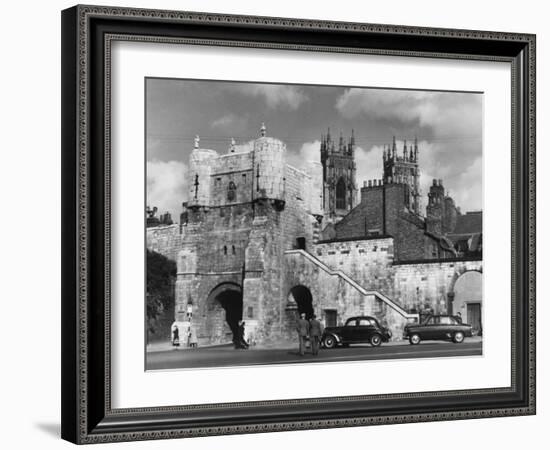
(451, 271), (483, 335)
(205, 283), (243, 345)
(288, 285), (314, 319)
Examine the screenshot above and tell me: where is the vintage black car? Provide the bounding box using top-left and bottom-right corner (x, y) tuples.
(403, 314), (473, 344)
(321, 316), (392, 348)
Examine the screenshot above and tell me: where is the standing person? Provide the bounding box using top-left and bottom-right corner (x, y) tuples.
(172, 325), (180, 347)
(232, 323), (241, 349)
(296, 312), (309, 356)
(238, 320), (249, 349)
(188, 326), (198, 348)
(309, 314), (323, 356)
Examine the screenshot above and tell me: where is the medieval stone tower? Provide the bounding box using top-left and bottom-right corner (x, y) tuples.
(383, 136), (421, 215)
(320, 128), (358, 221)
(426, 178), (459, 235)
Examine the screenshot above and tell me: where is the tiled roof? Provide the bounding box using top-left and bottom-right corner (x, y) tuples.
(453, 211), (482, 234)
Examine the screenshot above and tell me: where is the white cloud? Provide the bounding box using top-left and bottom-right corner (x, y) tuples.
(211, 113), (248, 132)
(147, 160), (188, 219)
(336, 89), (435, 122)
(355, 145), (381, 188)
(286, 140), (321, 169)
(452, 157), (483, 211)
(232, 84), (309, 110)
(335, 88), (482, 138)
(299, 140), (321, 163)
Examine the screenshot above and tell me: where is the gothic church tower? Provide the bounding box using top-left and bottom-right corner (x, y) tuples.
(382, 136), (421, 215)
(320, 128), (357, 221)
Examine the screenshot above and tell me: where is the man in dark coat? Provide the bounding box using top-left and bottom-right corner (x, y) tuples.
(172, 326), (179, 347)
(296, 312), (309, 356)
(309, 314), (323, 356)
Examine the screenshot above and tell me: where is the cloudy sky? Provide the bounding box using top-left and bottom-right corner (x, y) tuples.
(146, 78), (483, 218)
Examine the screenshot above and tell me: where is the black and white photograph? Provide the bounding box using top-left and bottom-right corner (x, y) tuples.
(145, 78), (484, 370)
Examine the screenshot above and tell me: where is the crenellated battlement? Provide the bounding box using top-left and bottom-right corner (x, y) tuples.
(181, 124), (323, 217)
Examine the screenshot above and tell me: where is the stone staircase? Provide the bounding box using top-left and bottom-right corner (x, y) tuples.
(284, 249), (418, 321)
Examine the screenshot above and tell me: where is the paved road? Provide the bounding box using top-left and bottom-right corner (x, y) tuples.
(146, 340), (482, 370)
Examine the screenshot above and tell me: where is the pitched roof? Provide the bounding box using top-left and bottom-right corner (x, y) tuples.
(453, 211), (482, 234)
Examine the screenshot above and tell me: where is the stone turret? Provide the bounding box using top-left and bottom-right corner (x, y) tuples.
(188, 135), (217, 207)
(253, 122), (286, 201)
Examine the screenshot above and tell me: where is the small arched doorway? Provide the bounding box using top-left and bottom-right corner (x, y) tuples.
(288, 285), (314, 319)
(205, 283), (243, 344)
(452, 271), (483, 335)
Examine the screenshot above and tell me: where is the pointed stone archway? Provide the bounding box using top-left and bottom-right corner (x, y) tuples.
(205, 282), (243, 345)
(287, 285), (314, 319)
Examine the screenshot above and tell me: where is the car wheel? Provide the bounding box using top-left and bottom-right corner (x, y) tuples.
(409, 333), (421, 345)
(370, 334), (382, 347)
(453, 331), (465, 344)
(323, 335), (337, 349)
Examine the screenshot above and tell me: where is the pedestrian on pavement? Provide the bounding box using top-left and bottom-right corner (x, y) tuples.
(172, 325), (180, 347)
(188, 326), (198, 348)
(309, 314), (323, 356)
(232, 323), (241, 349)
(296, 312), (309, 356)
(238, 320), (249, 349)
(455, 312), (463, 323)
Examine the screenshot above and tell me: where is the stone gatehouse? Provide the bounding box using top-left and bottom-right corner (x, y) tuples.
(146, 125), (483, 346)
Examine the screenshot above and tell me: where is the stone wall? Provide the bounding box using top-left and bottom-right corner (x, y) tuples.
(285, 237), (483, 339)
(210, 151), (254, 206)
(146, 224), (182, 262)
(392, 259), (483, 315)
(284, 247), (414, 340)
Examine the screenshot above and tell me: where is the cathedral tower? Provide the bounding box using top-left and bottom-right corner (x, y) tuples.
(382, 136), (421, 215)
(320, 128), (357, 221)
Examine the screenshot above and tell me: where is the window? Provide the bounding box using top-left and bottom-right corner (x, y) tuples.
(232, 245), (236, 255)
(345, 319), (358, 327)
(358, 318), (373, 326)
(227, 181), (236, 201)
(223, 245), (227, 255)
(336, 177), (346, 209)
(439, 316), (457, 325)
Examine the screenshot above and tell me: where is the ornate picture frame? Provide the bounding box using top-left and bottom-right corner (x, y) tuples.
(61, 5), (535, 444)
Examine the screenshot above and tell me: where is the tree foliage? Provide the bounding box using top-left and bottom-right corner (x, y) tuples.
(146, 250), (177, 335)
